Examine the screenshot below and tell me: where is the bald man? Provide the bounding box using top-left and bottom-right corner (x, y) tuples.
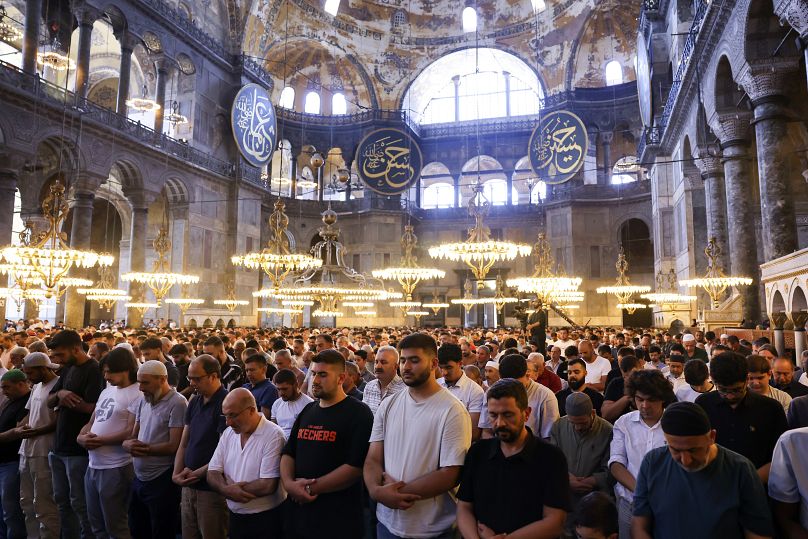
(208, 389), (286, 539)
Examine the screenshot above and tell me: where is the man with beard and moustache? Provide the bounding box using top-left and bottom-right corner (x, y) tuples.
(631, 402), (773, 539)
(46, 329), (105, 539)
(124, 360), (187, 539)
(270, 369), (313, 439)
(77, 348), (140, 539)
(364, 333), (471, 539)
(456, 379), (570, 539)
(362, 346), (405, 416)
(556, 359), (605, 417)
(281, 349), (373, 539)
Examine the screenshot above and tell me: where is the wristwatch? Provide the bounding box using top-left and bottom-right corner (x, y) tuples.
(305, 484), (312, 495)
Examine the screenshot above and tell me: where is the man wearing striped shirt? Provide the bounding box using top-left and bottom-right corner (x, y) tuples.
(362, 346), (405, 415)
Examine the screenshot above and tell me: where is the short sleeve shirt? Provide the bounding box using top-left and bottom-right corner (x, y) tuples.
(184, 388), (227, 490)
(51, 359), (105, 456)
(584, 356), (613, 387)
(89, 383), (141, 469)
(438, 373), (485, 415)
(457, 431), (571, 534)
(20, 377), (58, 457)
(633, 445), (773, 538)
(243, 380), (279, 412)
(768, 426), (808, 532)
(0, 393), (29, 462)
(270, 393), (314, 439)
(130, 390), (188, 481)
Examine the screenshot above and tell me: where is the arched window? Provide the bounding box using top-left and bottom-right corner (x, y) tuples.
(279, 87), (295, 109)
(304, 91), (321, 114)
(611, 173), (636, 185)
(462, 7), (477, 32)
(605, 60), (623, 86)
(331, 93), (347, 115)
(611, 156), (639, 184)
(422, 182), (455, 209)
(530, 181), (548, 203)
(392, 10), (406, 28)
(481, 180), (518, 206)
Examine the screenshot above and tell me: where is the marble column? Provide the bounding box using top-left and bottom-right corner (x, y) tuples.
(64, 189), (96, 329)
(695, 152), (731, 273)
(153, 63), (169, 136)
(115, 34), (136, 115)
(793, 311), (808, 365)
(22, 0), (42, 75)
(770, 311), (788, 359)
(127, 206), (149, 327)
(290, 156), (298, 200)
(73, 7), (96, 99)
(600, 132), (613, 185)
(0, 169), (18, 246)
(721, 141), (761, 324)
(452, 75), (460, 122)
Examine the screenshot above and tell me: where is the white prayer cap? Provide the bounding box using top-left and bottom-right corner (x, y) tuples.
(138, 360), (167, 377)
(485, 360), (499, 370)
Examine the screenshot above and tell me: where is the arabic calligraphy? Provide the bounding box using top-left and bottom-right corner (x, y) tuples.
(231, 84), (277, 167)
(528, 111), (588, 185)
(355, 129), (422, 195)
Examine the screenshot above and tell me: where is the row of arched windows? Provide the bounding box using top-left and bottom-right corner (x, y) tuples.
(278, 87), (347, 115)
(421, 180), (548, 209)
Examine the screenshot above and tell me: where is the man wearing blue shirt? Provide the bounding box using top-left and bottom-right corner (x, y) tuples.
(242, 355), (278, 419)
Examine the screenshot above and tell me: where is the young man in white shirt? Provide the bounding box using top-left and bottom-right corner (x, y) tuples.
(437, 343), (484, 441)
(364, 333), (472, 539)
(553, 328), (577, 352)
(270, 369), (313, 439)
(19, 352), (60, 539)
(77, 347), (141, 539)
(208, 388), (286, 538)
(580, 340), (611, 393)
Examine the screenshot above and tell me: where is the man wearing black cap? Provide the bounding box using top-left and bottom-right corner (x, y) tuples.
(632, 402), (773, 539)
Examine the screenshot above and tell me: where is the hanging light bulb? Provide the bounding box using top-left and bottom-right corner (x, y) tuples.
(462, 6), (477, 33)
(165, 101), (188, 126)
(37, 36), (75, 71)
(0, 4), (23, 43)
(126, 84), (161, 113)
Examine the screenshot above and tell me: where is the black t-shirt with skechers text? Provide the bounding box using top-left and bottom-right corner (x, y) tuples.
(282, 396), (373, 539)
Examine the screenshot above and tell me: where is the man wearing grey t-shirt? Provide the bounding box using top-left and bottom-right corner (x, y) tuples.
(123, 360), (187, 539)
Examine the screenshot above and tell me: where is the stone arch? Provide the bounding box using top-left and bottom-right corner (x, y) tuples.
(33, 134), (83, 173)
(771, 289), (787, 313)
(790, 284), (807, 313)
(744, 0), (792, 63)
(227, 318), (236, 328)
(110, 158), (145, 192)
(713, 56), (749, 114)
(461, 155), (505, 206)
(215, 318), (225, 329)
(203, 318), (213, 328)
(163, 176), (191, 205)
(617, 217), (654, 274)
(187, 318), (198, 328)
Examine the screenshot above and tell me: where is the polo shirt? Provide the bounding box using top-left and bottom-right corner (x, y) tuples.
(633, 445), (773, 539)
(208, 416), (286, 514)
(696, 391), (787, 469)
(184, 388), (227, 490)
(556, 387), (604, 416)
(438, 373), (484, 415)
(242, 379), (278, 412)
(536, 369), (562, 394)
(457, 429), (571, 534)
(130, 389), (188, 481)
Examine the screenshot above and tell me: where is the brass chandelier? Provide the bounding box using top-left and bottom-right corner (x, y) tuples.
(596, 246), (651, 314)
(507, 232), (582, 306)
(679, 238), (752, 308)
(429, 182), (531, 282)
(372, 223), (445, 300)
(164, 284), (204, 315)
(232, 199), (322, 289)
(1, 183), (113, 299)
(641, 268), (696, 315)
(78, 264), (131, 310)
(213, 280), (249, 313)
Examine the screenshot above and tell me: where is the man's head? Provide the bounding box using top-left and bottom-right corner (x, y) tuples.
(88, 342), (109, 362)
(567, 358), (587, 390)
(667, 354), (685, 378)
(22, 352), (58, 384)
(222, 388), (261, 434)
(573, 492), (618, 539)
(564, 345), (579, 361)
(8, 346), (28, 369)
(566, 392), (595, 434)
(661, 402), (716, 472)
(625, 370), (674, 424)
(170, 344), (190, 364)
(292, 339), (306, 357)
(137, 360), (170, 404)
(486, 378), (531, 443)
(140, 337), (165, 362)
(0, 369), (28, 400)
(47, 330), (84, 366)
(745, 355), (772, 396)
(648, 346), (661, 364)
(202, 336), (227, 364)
(315, 334), (334, 352)
(274, 349), (293, 371)
(710, 352), (748, 406)
(437, 343), (463, 384)
(683, 359), (709, 388)
(578, 340), (594, 362)
(101, 347), (138, 388)
(476, 345), (491, 363)
(188, 355), (222, 397)
(772, 357), (796, 389)
(460, 342), (475, 365)
(681, 333), (697, 356)
(484, 361), (500, 385)
(726, 335), (741, 352)
(558, 328), (569, 341)
(397, 333), (438, 388)
(464, 365), (483, 386)
(499, 354), (528, 384)
(374, 346), (399, 385)
(757, 344), (778, 364)
(527, 352), (545, 380)
(273, 369), (300, 401)
(353, 349), (368, 372)
(310, 349), (347, 400)
(549, 345), (561, 362)
(342, 361), (361, 393)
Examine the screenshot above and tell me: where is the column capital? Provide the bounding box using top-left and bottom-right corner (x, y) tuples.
(70, 171), (107, 193)
(694, 146), (724, 179)
(774, 0), (808, 38)
(737, 58), (801, 104)
(599, 131), (614, 144)
(114, 30), (140, 53)
(123, 188), (160, 210)
(710, 111), (752, 148)
(71, 2), (98, 27)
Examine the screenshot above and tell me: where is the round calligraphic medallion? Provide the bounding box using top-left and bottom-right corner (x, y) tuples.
(231, 83), (278, 167)
(355, 128), (423, 196)
(636, 33), (653, 128)
(528, 110), (588, 185)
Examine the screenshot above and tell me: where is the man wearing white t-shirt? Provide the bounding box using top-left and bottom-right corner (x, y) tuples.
(77, 347), (141, 539)
(208, 389), (286, 538)
(580, 340), (611, 392)
(270, 369), (313, 439)
(365, 333), (472, 539)
(19, 353), (60, 539)
(552, 328), (576, 352)
(437, 344), (484, 441)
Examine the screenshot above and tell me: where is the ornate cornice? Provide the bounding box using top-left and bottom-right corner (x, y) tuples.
(775, 0), (808, 37)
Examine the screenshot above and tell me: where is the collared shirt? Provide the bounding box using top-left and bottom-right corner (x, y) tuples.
(550, 415), (613, 495)
(763, 386), (792, 414)
(536, 369), (562, 394)
(773, 379), (808, 399)
(184, 387), (227, 490)
(130, 389), (188, 481)
(479, 380), (559, 439)
(242, 379), (279, 412)
(457, 428), (571, 534)
(787, 395), (808, 429)
(545, 359), (568, 380)
(438, 373), (484, 415)
(608, 410), (666, 502)
(769, 426), (808, 532)
(362, 375), (405, 415)
(696, 391), (787, 469)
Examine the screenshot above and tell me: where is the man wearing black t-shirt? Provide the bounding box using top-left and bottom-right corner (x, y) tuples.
(281, 349), (373, 539)
(457, 379), (571, 538)
(556, 359), (604, 416)
(47, 330), (105, 539)
(0, 370), (32, 539)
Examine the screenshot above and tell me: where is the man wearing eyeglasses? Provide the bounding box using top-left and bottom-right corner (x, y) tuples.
(696, 352), (788, 483)
(172, 355), (228, 539)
